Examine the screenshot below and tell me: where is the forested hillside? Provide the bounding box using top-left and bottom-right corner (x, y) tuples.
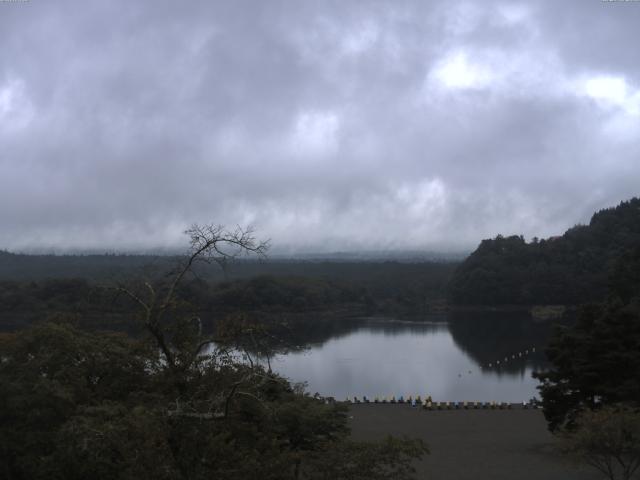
(449, 198), (640, 305)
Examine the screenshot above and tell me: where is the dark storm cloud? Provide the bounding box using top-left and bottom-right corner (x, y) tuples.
(1, 0), (639, 252)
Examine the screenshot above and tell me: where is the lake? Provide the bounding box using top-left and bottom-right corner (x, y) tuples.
(268, 312), (555, 403)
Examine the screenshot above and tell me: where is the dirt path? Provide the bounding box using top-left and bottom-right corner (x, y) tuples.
(349, 404), (601, 480)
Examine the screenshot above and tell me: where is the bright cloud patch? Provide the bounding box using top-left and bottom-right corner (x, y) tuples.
(496, 3), (531, 26)
(582, 75), (640, 116)
(430, 51), (495, 90)
(0, 78), (34, 132)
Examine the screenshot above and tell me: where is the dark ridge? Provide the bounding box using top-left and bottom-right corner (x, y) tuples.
(448, 197), (640, 306)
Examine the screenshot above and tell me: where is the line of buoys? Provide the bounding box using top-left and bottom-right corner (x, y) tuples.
(481, 346), (538, 370)
(343, 397), (541, 410)
(348, 394), (432, 406)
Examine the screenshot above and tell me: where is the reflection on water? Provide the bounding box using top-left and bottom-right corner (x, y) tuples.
(270, 313), (560, 402)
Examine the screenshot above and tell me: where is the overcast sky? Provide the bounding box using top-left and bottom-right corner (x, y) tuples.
(1, 0), (639, 253)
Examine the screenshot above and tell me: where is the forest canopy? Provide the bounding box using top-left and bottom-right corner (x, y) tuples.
(448, 198), (640, 306)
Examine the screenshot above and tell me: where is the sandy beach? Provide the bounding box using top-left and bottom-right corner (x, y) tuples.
(349, 404), (601, 480)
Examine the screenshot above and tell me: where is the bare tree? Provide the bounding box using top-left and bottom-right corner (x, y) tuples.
(116, 224), (269, 376)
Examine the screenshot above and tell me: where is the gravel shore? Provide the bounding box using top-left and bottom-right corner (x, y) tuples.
(349, 404), (600, 480)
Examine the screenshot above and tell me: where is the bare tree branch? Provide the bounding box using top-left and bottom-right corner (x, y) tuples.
(115, 286), (151, 318)
(116, 223), (268, 378)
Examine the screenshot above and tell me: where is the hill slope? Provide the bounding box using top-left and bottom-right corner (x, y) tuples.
(448, 197), (640, 305)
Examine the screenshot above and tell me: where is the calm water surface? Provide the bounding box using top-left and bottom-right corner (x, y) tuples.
(270, 314), (552, 403)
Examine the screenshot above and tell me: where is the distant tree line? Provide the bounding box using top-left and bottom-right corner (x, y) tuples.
(0, 261), (456, 332)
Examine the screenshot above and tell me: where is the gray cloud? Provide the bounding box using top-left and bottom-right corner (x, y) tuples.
(1, 0), (639, 253)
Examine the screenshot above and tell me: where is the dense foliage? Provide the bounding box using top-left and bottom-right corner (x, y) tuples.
(0, 250), (169, 281)
(0, 225), (429, 479)
(534, 245), (640, 432)
(0, 250), (456, 319)
(0, 276), (359, 316)
(534, 300), (640, 431)
(0, 321), (427, 479)
(449, 198), (640, 305)
(0, 263), (455, 333)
